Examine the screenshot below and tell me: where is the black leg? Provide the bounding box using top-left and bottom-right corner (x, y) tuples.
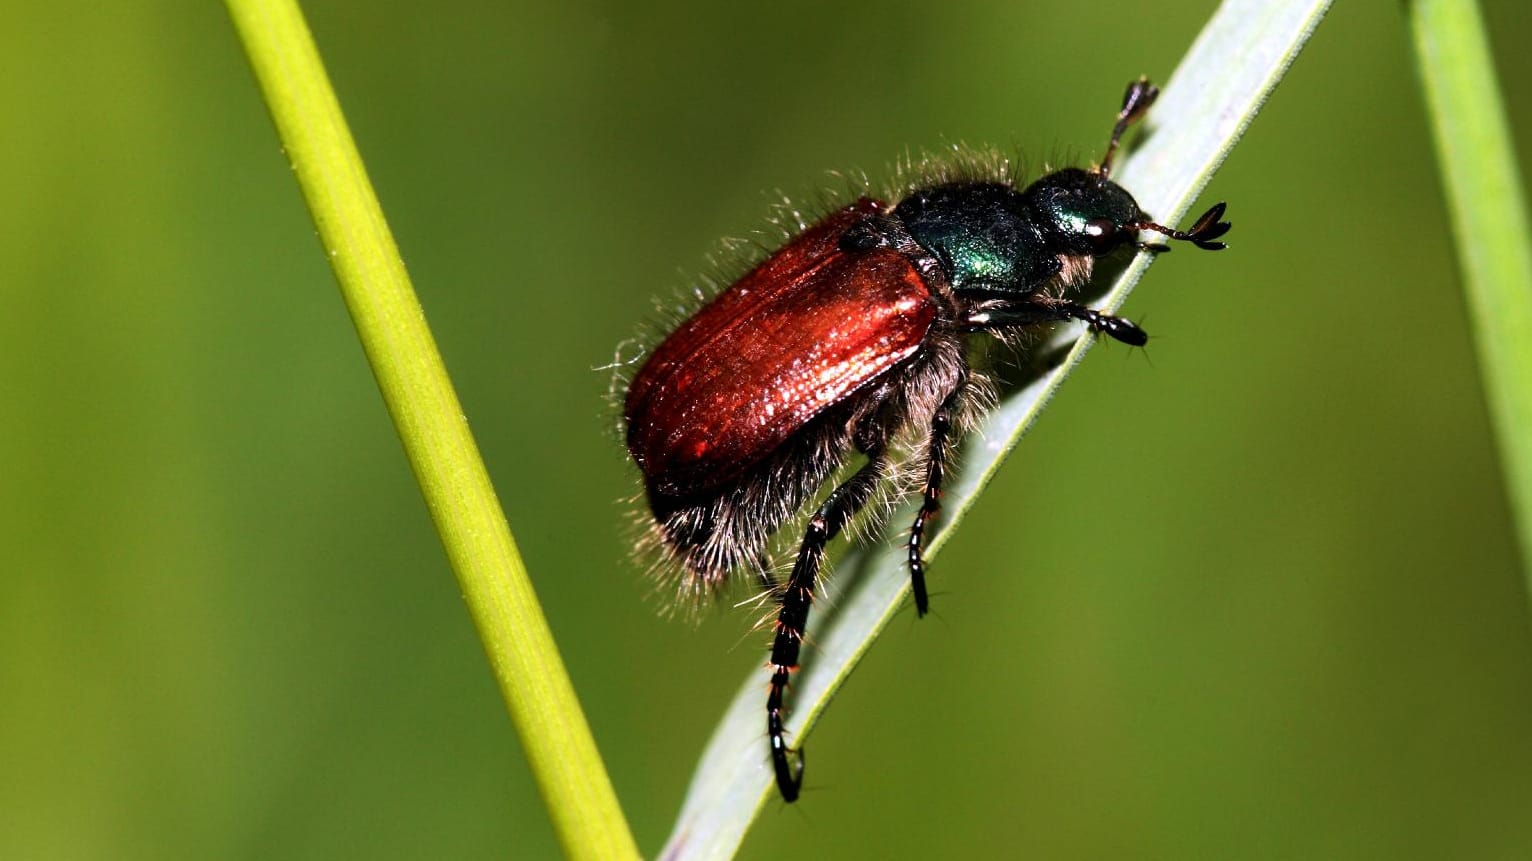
(1099, 77), (1159, 179)
(768, 450), (888, 802)
(964, 300), (1148, 347)
(907, 379), (966, 617)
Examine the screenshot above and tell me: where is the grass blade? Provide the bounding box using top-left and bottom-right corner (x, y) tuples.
(223, 3), (640, 858)
(1408, 0), (1532, 581)
(660, 2), (1333, 858)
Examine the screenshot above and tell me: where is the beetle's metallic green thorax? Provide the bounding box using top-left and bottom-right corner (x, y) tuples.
(894, 182), (1054, 294)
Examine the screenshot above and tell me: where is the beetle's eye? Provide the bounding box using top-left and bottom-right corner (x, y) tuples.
(1084, 217), (1118, 252)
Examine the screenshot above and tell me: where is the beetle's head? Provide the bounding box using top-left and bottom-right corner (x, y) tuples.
(1024, 168), (1148, 258)
(1026, 167), (1231, 258)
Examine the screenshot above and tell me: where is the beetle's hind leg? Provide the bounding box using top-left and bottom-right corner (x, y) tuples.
(767, 446), (889, 802)
(906, 375), (967, 617)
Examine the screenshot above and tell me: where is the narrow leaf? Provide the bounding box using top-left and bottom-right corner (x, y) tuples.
(223, 2), (639, 858)
(1408, 0), (1532, 583)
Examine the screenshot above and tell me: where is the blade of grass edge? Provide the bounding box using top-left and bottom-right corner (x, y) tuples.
(222, 3), (640, 859)
(1408, 0), (1532, 583)
(660, 2), (1333, 858)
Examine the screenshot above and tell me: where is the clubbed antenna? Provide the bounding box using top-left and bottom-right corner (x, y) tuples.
(1133, 202), (1232, 251)
(1099, 77), (1159, 179)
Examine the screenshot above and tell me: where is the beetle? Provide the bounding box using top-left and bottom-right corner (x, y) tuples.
(622, 78), (1230, 802)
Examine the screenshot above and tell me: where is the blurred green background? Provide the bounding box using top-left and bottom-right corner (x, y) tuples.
(4, 1), (1532, 858)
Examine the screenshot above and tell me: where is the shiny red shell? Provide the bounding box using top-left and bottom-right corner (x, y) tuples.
(625, 198), (939, 501)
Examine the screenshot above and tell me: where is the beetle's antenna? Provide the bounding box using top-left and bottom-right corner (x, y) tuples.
(1099, 77), (1159, 179)
(1133, 202), (1231, 252)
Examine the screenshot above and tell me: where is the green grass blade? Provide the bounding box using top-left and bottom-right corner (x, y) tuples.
(660, 2), (1332, 858)
(222, 3), (640, 859)
(1408, 0), (1532, 580)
